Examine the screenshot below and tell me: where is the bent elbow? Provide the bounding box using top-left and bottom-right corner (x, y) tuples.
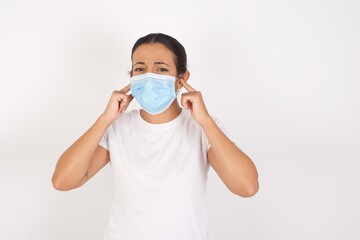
(52, 176), (65, 191)
(232, 181), (259, 198)
(52, 175), (73, 191)
(243, 183), (259, 197)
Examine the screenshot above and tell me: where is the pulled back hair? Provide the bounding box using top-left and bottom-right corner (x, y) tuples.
(131, 33), (187, 76)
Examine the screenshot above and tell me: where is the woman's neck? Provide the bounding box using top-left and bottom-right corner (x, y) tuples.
(140, 100), (182, 124)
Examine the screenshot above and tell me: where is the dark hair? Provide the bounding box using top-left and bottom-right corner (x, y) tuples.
(131, 33), (187, 76)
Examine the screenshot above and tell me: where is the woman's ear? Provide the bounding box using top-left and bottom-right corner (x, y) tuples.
(176, 70), (190, 90)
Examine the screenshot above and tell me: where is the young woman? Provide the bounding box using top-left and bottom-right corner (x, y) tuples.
(52, 33), (259, 240)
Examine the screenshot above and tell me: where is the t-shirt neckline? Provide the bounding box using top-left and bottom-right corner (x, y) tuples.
(136, 108), (185, 130)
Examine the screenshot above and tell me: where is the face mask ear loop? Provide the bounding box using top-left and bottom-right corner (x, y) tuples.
(175, 75), (182, 95)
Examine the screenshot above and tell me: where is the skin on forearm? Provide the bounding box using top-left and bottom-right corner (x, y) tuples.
(52, 85), (133, 191)
(52, 115), (111, 189)
(201, 116), (259, 196)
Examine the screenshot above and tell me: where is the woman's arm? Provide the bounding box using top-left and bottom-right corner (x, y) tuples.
(179, 78), (259, 197)
(204, 118), (259, 197)
(51, 85), (134, 191)
(52, 115), (111, 191)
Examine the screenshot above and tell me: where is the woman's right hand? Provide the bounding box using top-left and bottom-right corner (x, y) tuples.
(101, 83), (134, 124)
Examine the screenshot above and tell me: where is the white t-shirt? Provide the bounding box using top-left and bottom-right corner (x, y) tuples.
(99, 108), (228, 240)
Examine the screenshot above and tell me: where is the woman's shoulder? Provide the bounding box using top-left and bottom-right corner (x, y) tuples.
(124, 108), (139, 118)
(182, 108), (220, 123)
(106, 109), (139, 133)
(114, 109), (138, 124)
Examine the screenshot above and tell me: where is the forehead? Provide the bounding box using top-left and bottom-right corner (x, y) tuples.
(132, 43), (175, 64)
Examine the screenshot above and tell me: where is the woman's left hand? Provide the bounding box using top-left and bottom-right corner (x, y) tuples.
(180, 78), (211, 127)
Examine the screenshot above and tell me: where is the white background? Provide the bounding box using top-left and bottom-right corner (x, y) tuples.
(1, 0), (359, 239)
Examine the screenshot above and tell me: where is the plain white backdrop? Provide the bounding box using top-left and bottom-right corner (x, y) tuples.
(1, 0), (359, 239)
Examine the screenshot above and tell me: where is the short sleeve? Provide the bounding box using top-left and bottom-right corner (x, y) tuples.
(206, 115), (232, 151)
(99, 128), (110, 150)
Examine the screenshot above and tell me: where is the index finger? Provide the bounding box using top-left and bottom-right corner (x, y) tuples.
(180, 78), (196, 92)
(119, 83), (131, 93)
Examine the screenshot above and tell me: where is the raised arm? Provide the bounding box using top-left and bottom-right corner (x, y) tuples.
(51, 85), (133, 191)
(179, 78), (259, 197)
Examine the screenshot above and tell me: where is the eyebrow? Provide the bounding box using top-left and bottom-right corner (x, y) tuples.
(134, 62), (145, 66)
(154, 61), (169, 66)
(133, 61), (169, 66)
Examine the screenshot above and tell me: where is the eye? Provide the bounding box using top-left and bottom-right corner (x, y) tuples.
(134, 67), (144, 72)
(158, 68), (169, 72)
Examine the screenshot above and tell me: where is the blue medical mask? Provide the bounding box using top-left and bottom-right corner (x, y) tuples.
(130, 72), (179, 115)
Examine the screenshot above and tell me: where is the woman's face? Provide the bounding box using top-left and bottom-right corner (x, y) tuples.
(131, 43), (177, 77)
